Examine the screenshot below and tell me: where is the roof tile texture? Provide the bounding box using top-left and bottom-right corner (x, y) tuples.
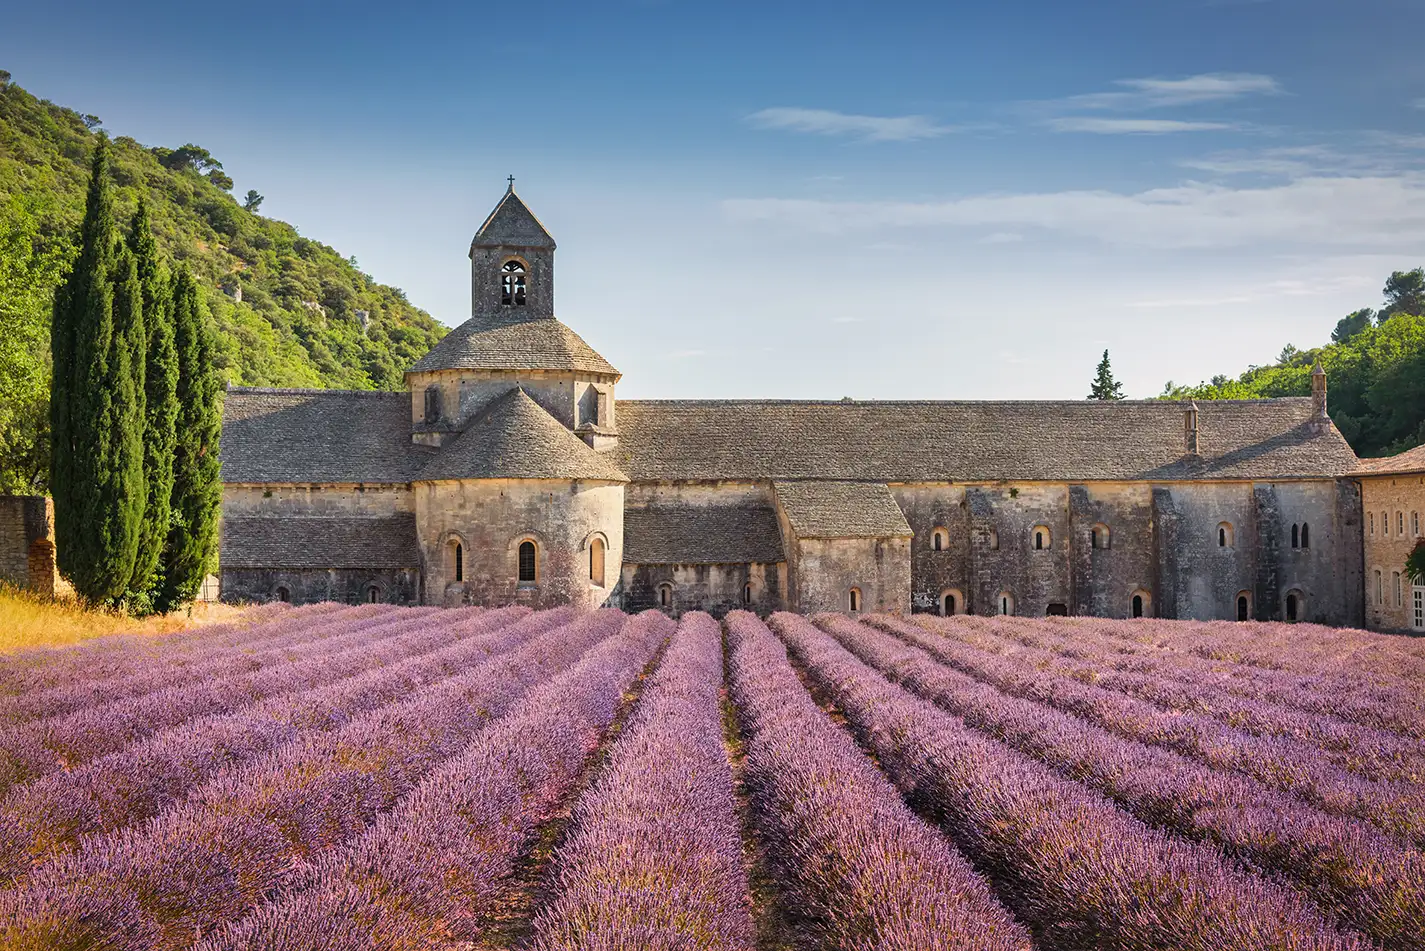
(774, 481), (913, 538)
(221, 515), (420, 569)
(622, 504), (784, 564)
(408, 315), (618, 376)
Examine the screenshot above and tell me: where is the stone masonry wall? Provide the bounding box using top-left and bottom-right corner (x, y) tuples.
(224, 484), (414, 517)
(620, 561), (783, 617)
(0, 496), (63, 597)
(1362, 473), (1425, 631)
(791, 536), (911, 614)
(221, 567), (419, 605)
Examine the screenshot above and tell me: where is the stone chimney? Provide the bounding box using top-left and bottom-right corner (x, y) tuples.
(1311, 361), (1328, 419)
(1184, 401), (1200, 455)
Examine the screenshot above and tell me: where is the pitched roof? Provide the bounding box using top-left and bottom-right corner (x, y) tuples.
(614, 398), (1360, 483)
(623, 504), (785, 564)
(1354, 443), (1425, 476)
(221, 388), (431, 484)
(471, 188), (556, 250)
(221, 515), (420, 569)
(420, 388), (628, 482)
(407, 314), (619, 377)
(774, 481), (912, 538)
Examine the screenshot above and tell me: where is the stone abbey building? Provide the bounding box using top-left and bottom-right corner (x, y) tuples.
(219, 185), (1384, 626)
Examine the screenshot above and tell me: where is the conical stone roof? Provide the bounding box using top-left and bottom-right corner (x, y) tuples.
(408, 313), (619, 377)
(420, 387), (627, 482)
(471, 187), (556, 250)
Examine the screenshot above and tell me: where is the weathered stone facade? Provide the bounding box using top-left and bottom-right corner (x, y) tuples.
(215, 184), (1379, 626)
(1356, 446), (1425, 632)
(0, 496), (66, 597)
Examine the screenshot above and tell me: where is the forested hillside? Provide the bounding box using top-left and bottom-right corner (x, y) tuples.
(0, 71), (447, 493)
(1161, 272), (1425, 460)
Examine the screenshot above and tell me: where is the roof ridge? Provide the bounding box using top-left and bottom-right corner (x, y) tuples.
(226, 386), (405, 399)
(616, 397), (1315, 407)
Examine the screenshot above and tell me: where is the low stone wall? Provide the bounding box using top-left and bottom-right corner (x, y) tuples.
(220, 567), (420, 605)
(0, 496), (64, 597)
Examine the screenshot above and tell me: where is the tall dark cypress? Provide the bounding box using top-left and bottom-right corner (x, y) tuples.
(157, 268), (221, 611)
(127, 199), (177, 599)
(50, 137), (146, 601)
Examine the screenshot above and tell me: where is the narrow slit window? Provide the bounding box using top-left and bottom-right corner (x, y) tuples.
(455, 543), (464, 582)
(743, 582), (752, 605)
(1286, 592), (1299, 623)
(367, 585), (381, 604)
(589, 537), (606, 587)
(658, 583), (672, 609)
(518, 540), (537, 583)
(1301, 523), (1309, 549)
(1291, 524), (1300, 549)
(1395, 572), (1403, 608)
(849, 588), (862, 612)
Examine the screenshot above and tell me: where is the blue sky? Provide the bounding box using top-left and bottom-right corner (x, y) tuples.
(5, 0), (1424, 399)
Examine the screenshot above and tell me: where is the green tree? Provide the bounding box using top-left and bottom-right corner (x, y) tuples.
(1383, 269), (1425, 318)
(156, 267), (221, 612)
(49, 138), (146, 602)
(1408, 540), (1425, 584)
(1088, 349), (1124, 400)
(1331, 308), (1375, 343)
(206, 169), (234, 192)
(241, 190), (264, 212)
(126, 199), (178, 602)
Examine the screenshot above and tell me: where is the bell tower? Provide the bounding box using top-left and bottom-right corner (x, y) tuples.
(469, 178), (556, 320)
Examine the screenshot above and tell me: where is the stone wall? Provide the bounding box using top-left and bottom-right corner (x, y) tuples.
(223, 483), (414, 517)
(221, 567), (420, 605)
(620, 561), (784, 616)
(788, 535), (911, 614)
(415, 477), (623, 610)
(407, 369), (618, 446)
(0, 496), (63, 597)
(1361, 473), (1425, 631)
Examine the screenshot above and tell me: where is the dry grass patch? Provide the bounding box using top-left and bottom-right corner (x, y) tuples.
(0, 585), (244, 653)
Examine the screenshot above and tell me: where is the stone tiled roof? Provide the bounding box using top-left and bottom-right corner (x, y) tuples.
(623, 504), (785, 565)
(221, 515), (420, 569)
(471, 188), (556, 250)
(420, 388), (628, 482)
(407, 315), (619, 377)
(221, 388), (431, 484)
(615, 398), (1360, 483)
(774, 481), (912, 538)
(1354, 443), (1425, 476)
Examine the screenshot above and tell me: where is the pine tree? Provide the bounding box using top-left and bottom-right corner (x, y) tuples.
(1088, 349), (1125, 401)
(126, 199), (177, 602)
(156, 268), (221, 612)
(49, 137), (145, 602)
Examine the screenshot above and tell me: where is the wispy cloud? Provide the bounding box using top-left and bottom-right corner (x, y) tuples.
(1050, 118), (1233, 134)
(746, 107), (954, 142)
(722, 174), (1425, 250)
(1067, 72), (1281, 110)
(1414, 98), (1425, 110)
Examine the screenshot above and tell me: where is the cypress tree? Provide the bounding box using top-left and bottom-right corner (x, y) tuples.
(1088, 349), (1125, 401)
(127, 199), (177, 601)
(50, 137), (145, 602)
(157, 268), (221, 611)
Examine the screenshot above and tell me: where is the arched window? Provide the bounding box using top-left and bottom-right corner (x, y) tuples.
(1300, 523), (1309, 549)
(1236, 592), (1251, 621)
(518, 540), (537, 584)
(1285, 589), (1304, 623)
(1383, 511), (1391, 536)
(423, 384), (442, 424)
(1032, 526), (1050, 551)
(275, 586), (290, 603)
(501, 260), (527, 306)
(1132, 594), (1144, 618)
(1218, 522), (1234, 549)
(1414, 512), (1421, 536)
(658, 583), (673, 609)
(997, 591), (1015, 616)
(987, 529), (999, 551)
(589, 537), (606, 587)
(941, 589), (963, 617)
(448, 540), (464, 583)
(1291, 524), (1300, 549)
(1375, 569), (1384, 606)
(1399, 511), (1406, 535)
(849, 587), (862, 612)
(931, 527), (949, 551)
(1091, 523), (1111, 550)
(367, 584), (382, 604)
(743, 582), (753, 605)
(1370, 512), (1376, 536)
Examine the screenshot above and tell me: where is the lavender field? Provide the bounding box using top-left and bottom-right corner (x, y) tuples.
(0, 604), (1422, 951)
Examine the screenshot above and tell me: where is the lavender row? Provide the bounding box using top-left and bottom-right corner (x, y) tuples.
(924, 615), (1425, 784)
(824, 615), (1425, 950)
(0, 602), (351, 699)
(0, 605), (539, 879)
(195, 610), (673, 951)
(0, 605), (459, 796)
(724, 612), (1032, 951)
(772, 613), (1372, 951)
(889, 615), (1425, 843)
(530, 612), (756, 951)
(987, 614), (1425, 742)
(0, 609), (626, 951)
(0, 603), (423, 727)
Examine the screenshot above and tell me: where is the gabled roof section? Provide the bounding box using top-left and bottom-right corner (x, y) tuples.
(408, 314), (619, 377)
(774, 481), (912, 539)
(615, 398), (1360, 483)
(221, 388), (431, 484)
(1355, 442), (1425, 476)
(471, 187), (556, 250)
(221, 515), (421, 569)
(623, 503), (785, 565)
(419, 387), (628, 483)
